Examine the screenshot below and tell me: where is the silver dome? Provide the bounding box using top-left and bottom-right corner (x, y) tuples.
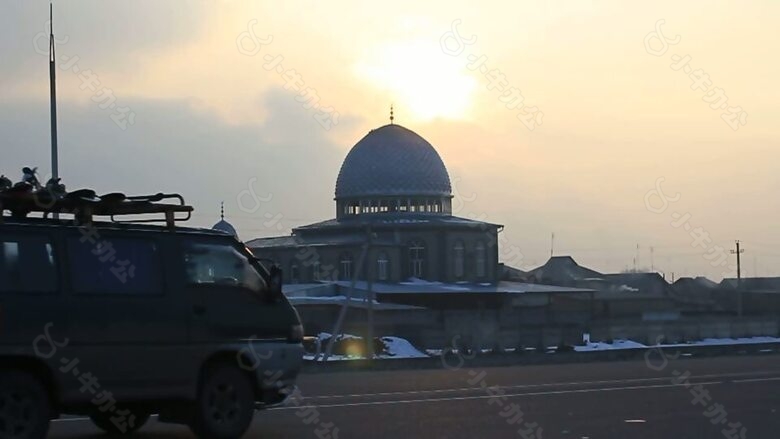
(335, 124), (452, 200)
(212, 219), (238, 238)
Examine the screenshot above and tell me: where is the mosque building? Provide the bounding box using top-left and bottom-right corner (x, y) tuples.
(243, 119), (602, 346)
(246, 122), (503, 285)
(240, 119), (721, 348)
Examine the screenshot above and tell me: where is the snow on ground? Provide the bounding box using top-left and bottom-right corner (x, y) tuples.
(316, 332), (360, 341)
(575, 336), (780, 352)
(306, 335), (780, 360)
(574, 339), (648, 352)
(288, 296), (380, 304)
(667, 336), (780, 347)
(380, 336), (429, 358)
(304, 333), (428, 361)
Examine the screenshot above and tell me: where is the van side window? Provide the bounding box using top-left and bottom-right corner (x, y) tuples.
(67, 236), (163, 295)
(0, 235), (57, 293)
(183, 241), (266, 292)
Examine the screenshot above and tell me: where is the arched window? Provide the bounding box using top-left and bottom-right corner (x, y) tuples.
(312, 260), (321, 281)
(453, 241), (465, 279)
(377, 252), (389, 281)
(408, 240), (425, 279)
(339, 253), (353, 281)
(475, 241), (486, 278)
(290, 262), (299, 284)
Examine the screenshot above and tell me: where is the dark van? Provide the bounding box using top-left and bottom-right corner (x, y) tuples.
(0, 198), (304, 439)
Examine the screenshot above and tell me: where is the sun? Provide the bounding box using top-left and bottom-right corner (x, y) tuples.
(355, 39), (477, 121)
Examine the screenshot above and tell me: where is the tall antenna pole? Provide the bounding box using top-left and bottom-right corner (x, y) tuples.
(49, 2), (60, 219)
(49, 2), (59, 179)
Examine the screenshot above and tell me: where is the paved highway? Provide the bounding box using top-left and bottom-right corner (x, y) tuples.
(50, 353), (780, 438)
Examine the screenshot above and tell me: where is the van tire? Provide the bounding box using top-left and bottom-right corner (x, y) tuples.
(89, 409), (150, 434)
(189, 364), (255, 439)
(0, 370), (51, 439)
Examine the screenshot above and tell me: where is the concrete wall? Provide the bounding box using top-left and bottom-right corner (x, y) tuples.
(297, 301), (780, 353)
(585, 318), (779, 346)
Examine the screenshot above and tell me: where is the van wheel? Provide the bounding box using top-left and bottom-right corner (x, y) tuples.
(89, 409), (150, 434)
(190, 365), (255, 439)
(0, 371), (51, 439)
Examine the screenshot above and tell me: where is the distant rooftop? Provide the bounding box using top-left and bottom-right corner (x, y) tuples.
(293, 213), (501, 232)
(525, 256), (603, 284)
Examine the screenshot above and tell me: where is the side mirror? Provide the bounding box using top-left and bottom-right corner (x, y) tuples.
(269, 265), (283, 298)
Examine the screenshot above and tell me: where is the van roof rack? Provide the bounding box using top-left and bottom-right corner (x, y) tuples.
(0, 190), (193, 229)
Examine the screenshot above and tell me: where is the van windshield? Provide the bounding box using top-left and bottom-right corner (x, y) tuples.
(183, 241), (267, 293)
(244, 246), (271, 281)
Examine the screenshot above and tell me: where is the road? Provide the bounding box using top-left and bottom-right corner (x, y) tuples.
(50, 353), (780, 438)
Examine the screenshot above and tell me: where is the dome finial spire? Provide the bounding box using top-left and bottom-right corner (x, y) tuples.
(220, 201), (225, 220)
(389, 104), (394, 124)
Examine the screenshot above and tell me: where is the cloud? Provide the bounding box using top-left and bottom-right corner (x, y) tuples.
(0, 87), (347, 237)
(0, 0), (209, 84)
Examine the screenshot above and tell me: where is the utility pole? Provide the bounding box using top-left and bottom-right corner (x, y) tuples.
(550, 232), (554, 259)
(634, 243), (639, 272)
(364, 226), (375, 360)
(650, 246), (655, 272)
(753, 255), (757, 278)
(322, 223), (372, 363)
(730, 240), (745, 317)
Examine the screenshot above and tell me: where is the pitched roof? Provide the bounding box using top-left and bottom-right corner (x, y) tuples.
(500, 264), (527, 281)
(246, 234), (396, 249)
(292, 213), (501, 232)
(673, 276), (719, 290)
(525, 256), (603, 285)
(601, 272), (670, 296)
(719, 277), (780, 292)
(330, 280), (593, 295)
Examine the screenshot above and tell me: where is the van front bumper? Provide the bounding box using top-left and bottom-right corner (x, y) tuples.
(256, 384), (301, 409)
(251, 341), (304, 408)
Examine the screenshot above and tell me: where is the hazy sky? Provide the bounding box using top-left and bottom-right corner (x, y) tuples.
(2, 1), (779, 280)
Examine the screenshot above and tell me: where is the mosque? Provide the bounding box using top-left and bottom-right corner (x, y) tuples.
(245, 122), (503, 285)
(214, 121), (744, 349)
(231, 120), (684, 348)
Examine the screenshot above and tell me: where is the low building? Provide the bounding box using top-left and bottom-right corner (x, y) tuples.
(283, 280), (594, 349)
(716, 277), (780, 315)
(519, 255), (717, 320)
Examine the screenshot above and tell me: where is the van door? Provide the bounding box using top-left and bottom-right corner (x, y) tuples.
(62, 230), (191, 400)
(0, 229), (68, 358)
(181, 236), (291, 345)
